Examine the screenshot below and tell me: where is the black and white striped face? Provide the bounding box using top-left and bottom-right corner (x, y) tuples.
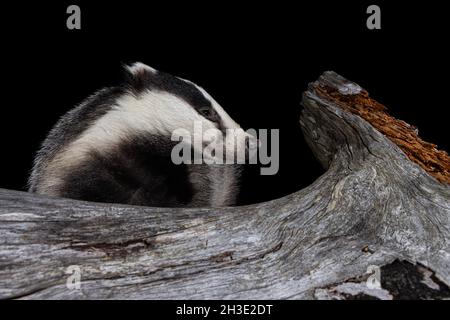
(124, 62), (237, 132)
(122, 62), (254, 159)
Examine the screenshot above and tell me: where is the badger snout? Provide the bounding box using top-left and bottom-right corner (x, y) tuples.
(226, 128), (259, 159)
(200, 127), (259, 163)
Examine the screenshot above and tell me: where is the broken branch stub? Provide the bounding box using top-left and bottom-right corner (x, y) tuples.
(0, 71), (449, 299)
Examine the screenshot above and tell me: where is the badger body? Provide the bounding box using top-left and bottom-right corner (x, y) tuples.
(29, 63), (249, 207)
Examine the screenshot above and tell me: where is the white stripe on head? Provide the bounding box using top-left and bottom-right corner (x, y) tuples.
(176, 77), (258, 162)
(177, 76), (241, 131)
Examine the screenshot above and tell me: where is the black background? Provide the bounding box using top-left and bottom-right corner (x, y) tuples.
(1, 1), (448, 204)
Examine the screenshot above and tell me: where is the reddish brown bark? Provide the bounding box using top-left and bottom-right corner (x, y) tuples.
(312, 83), (450, 184)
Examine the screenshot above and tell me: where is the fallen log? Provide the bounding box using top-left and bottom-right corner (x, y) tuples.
(0, 71), (449, 299)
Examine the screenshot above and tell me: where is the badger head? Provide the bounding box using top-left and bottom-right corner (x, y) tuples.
(122, 62), (257, 163)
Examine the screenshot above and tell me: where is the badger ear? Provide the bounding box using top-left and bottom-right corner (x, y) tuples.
(124, 62), (157, 77)
(123, 62), (158, 92)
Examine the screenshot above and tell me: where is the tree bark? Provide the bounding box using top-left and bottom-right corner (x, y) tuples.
(1, 71), (449, 299)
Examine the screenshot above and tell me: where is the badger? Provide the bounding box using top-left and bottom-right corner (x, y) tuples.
(29, 62), (254, 207)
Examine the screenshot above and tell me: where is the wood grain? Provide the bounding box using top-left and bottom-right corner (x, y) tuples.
(1, 71), (449, 299)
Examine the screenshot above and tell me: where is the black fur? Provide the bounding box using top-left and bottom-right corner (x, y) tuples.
(59, 135), (194, 207)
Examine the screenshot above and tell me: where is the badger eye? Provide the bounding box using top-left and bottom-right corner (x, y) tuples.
(199, 108), (212, 117)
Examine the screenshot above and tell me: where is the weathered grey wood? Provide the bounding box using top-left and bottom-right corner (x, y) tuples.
(0, 72), (449, 299)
